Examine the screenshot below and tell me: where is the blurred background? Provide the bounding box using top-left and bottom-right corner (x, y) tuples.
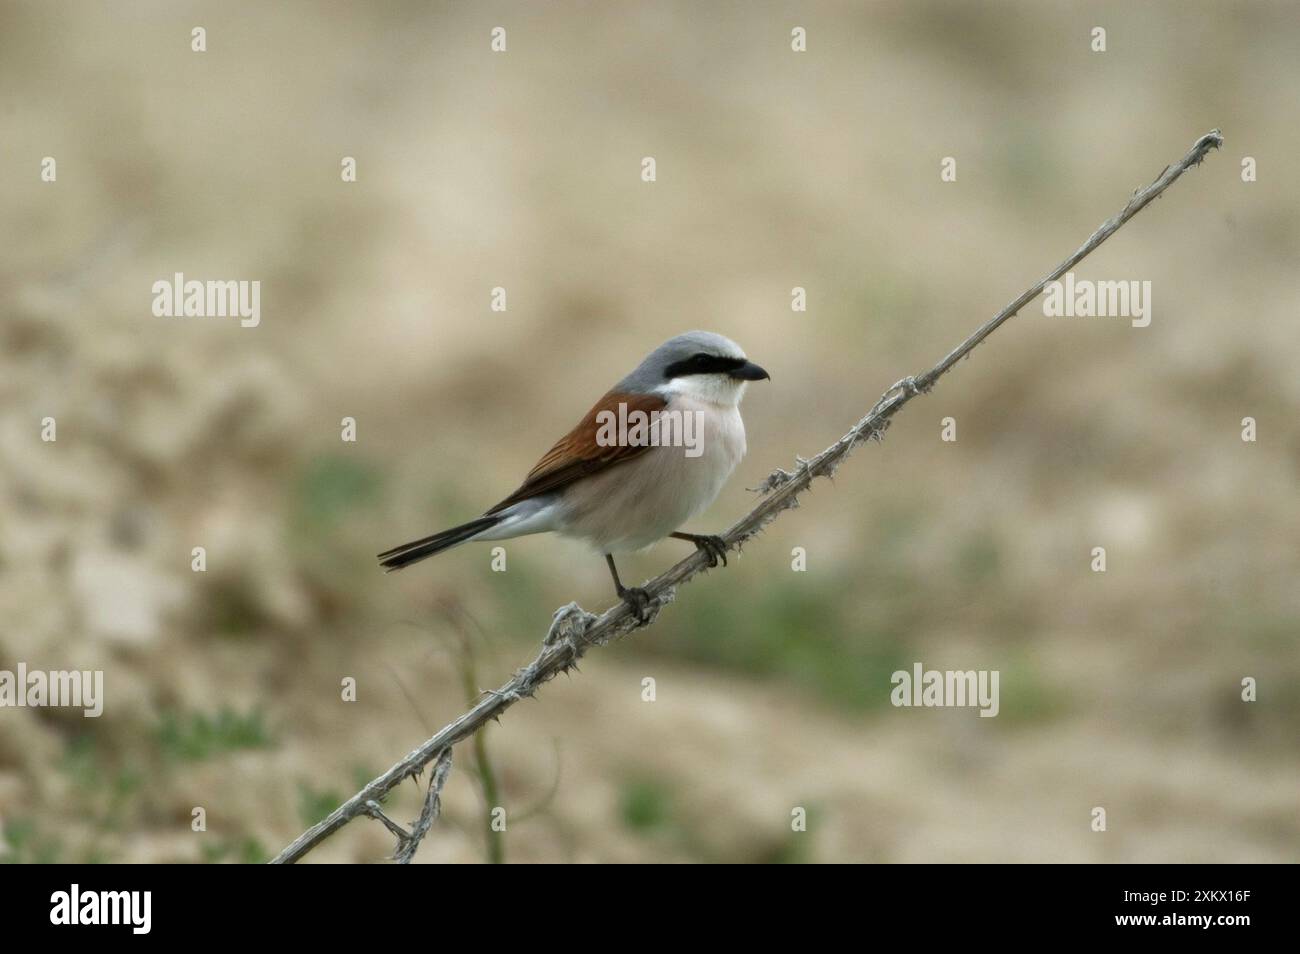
(1, 0), (1296, 863)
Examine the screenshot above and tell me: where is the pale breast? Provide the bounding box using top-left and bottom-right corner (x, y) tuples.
(556, 397), (746, 553)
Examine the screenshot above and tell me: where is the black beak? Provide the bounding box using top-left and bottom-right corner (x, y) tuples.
(730, 360), (770, 381)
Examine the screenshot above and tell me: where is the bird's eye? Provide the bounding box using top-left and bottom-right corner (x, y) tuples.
(663, 352), (733, 379)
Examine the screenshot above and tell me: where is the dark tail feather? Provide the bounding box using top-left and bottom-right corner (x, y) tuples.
(377, 515), (500, 571)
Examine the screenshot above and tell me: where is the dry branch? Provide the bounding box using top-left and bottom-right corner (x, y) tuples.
(270, 129), (1223, 865)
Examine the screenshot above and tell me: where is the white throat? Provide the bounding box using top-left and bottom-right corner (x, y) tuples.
(658, 374), (747, 408)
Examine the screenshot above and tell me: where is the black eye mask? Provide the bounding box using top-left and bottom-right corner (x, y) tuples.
(664, 353), (749, 378)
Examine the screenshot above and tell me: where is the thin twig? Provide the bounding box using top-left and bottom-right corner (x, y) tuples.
(440, 598), (507, 864)
(392, 747), (453, 864)
(269, 129), (1223, 865)
(363, 800), (410, 842)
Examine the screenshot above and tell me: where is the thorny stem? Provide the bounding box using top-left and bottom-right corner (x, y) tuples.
(269, 129), (1223, 865)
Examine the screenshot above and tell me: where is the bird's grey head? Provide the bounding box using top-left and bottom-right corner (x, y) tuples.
(617, 331), (769, 400)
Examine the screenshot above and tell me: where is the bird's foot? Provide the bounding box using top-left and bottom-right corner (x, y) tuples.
(617, 585), (652, 623)
(685, 533), (729, 568)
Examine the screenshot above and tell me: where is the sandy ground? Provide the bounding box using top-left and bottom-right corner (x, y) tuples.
(1, 1), (1297, 862)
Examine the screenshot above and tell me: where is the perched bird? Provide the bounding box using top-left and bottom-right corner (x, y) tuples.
(378, 331), (769, 618)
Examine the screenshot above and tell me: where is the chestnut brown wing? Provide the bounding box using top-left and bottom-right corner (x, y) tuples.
(486, 390), (667, 514)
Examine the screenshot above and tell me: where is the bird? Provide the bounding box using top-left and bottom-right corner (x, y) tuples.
(377, 330), (769, 619)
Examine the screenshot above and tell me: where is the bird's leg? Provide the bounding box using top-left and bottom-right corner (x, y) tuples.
(605, 553), (650, 622)
(670, 531), (729, 568)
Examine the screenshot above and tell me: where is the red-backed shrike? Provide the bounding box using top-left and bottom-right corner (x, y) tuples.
(378, 331), (769, 617)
